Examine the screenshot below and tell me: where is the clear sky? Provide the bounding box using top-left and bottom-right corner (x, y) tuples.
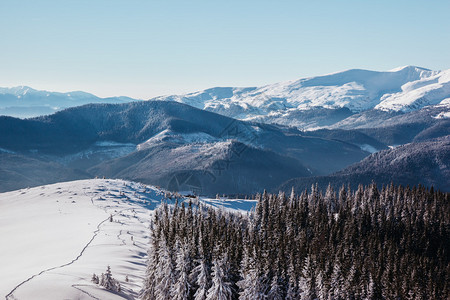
(1, 0), (449, 99)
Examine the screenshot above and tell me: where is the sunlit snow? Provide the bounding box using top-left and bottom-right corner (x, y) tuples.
(0, 179), (255, 300)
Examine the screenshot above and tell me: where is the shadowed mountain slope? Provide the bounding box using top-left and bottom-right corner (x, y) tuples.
(279, 135), (450, 193)
(0, 101), (368, 194)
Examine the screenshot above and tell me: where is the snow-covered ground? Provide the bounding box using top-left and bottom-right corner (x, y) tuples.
(0, 179), (164, 300)
(0, 179), (256, 300)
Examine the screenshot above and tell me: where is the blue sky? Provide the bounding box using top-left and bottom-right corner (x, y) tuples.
(1, 0), (449, 99)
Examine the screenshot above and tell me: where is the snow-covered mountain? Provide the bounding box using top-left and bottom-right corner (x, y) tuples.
(152, 66), (450, 128)
(0, 179), (253, 300)
(2, 66), (449, 125)
(1, 67), (448, 195)
(0, 86), (137, 118)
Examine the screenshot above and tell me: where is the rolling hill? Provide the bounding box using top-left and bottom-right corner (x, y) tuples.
(0, 101), (369, 195)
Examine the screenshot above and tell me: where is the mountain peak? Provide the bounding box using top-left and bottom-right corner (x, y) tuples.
(389, 65), (432, 72)
(148, 66), (448, 126)
(0, 86), (36, 96)
(2, 66), (448, 122)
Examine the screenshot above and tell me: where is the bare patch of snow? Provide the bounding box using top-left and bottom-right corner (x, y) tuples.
(433, 111), (450, 119)
(359, 144), (378, 154)
(137, 130), (219, 151)
(0, 147), (15, 154)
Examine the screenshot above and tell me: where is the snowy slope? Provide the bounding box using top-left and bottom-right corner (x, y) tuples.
(0, 179), (256, 300)
(152, 66), (450, 123)
(375, 69), (450, 111)
(0, 179), (164, 300)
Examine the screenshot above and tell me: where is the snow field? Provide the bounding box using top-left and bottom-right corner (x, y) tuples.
(0, 179), (164, 300)
(0, 178), (257, 299)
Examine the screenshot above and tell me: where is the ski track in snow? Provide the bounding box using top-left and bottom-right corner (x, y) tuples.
(70, 285), (101, 300)
(5, 208), (109, 300)
(118, 229), (125, 246)
(4, 190), (139, 300)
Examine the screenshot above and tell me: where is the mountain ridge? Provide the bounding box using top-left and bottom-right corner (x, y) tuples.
(2, 66), (449, 125)
(0, 100), (369, 195)
(151, 66), (447, 119)
(279, 135), (450, 193)
(0, 86), (137, 118)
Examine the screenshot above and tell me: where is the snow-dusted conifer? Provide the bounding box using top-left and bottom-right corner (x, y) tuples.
(329, 262), (344, 299)
(190, 229), (210, 300)
(142, 218), (160, 300)
(171, 239), (192, 300)
(237, 248), (265, 300)
(206, 255), (233, 300)
(267, 274), (284, 300)
(286, 260), (298, 300)
(192, 257), (210, 300)
(91, 273), (99, 284)
(155, 237), (175, 300)
(289, 186), (296, 204)
(325, 184), (337, 215)
(298, 256), (315, 300)
(316, 270), (327, 300)
(345, 263), (358, 299)
(365, 274), (375, 300)
(100, 266), (120, 292)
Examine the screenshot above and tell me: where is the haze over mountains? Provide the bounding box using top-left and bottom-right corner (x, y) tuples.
(0, 86), (135, 118)
(1, 66), (449, 194)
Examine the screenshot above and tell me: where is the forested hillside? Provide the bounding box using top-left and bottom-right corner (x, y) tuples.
(142, 184), (449, 299)
(280, 135), (450, 193)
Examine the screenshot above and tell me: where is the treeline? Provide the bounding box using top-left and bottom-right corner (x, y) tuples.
(142, 184), (449, 299)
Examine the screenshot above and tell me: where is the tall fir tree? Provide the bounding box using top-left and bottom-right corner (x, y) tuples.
(206, 255), (234, 300)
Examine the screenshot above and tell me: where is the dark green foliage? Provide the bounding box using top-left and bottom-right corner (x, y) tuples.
(144, 184), (449, 299)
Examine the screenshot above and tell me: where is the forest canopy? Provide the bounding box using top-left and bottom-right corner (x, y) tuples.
(142, 184), (449, 300)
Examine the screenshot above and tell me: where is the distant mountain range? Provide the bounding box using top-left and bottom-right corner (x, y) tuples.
(0, 86), (135, 118)
(2, 66), (449, 126)
(0, 66), (449, 194)
(152, 66), (450, 129)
